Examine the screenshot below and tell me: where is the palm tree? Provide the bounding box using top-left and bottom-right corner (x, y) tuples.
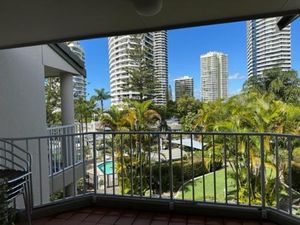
(126, 100), (161, 131)
(94, 88), (111, 113)
(100, 106), (128, 131)
(75, 97), (96, 132)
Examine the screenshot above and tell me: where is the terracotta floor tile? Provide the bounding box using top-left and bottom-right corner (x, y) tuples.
(136, 212), (153, 219)
(79, 208), (94, 213)
(168, 222), (187, 225)
(84, 214), (103, 223)
(115, 216), (136, 225)
(152, 213), (170, 221)
(132, 218), (152, 225)
(55, 212), (74, 220)
(150, 220), (169, 225)
(16, 206), (278, 225)
(107, 210), (122, 216)
(92, 208), (108, 215)
(31, 218), (51, 225)
(98, 215), (119, 224)
(46, 218), (66, 225)
(170, 214), (187, 223)
(121, 210), (139, 217)
(80, 222), (97, 225)
(69, 213), (90, 221)
(63, 220), (82, 225)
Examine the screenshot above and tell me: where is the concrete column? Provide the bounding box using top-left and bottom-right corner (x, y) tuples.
(60, 73), (75, 125)
(60, 73), (75, 196)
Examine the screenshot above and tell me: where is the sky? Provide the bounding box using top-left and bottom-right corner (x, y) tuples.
(81, 19), (300, 108)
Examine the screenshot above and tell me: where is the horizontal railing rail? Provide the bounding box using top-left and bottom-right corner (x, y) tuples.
(4, 131), (300, 220)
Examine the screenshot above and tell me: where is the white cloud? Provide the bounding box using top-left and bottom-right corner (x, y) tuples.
(228, 73), (246, 80)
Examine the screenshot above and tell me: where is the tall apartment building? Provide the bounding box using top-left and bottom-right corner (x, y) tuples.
(66, 41), (87, 99)
(174, 76), (194, 100)
(108, 31), (168, 105)
(153, 31), (168, 105)
(200, 52), (228, 102)
(247, 17), (291, 77)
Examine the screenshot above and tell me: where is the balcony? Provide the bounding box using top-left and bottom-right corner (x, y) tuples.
(3, 131), (299, 225)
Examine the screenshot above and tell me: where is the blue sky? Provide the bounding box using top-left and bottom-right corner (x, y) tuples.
(81, 19), (300, 108)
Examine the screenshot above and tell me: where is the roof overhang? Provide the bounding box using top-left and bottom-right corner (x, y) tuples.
(48, 43), (86, 77)
(0, 0), (300, 49)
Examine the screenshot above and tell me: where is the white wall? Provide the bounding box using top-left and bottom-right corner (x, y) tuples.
(0, 46), (50, 205)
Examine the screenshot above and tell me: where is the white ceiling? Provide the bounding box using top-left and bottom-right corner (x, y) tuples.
(0, 0), (299, 49)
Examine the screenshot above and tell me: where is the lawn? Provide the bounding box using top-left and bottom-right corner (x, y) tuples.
(175, 167), (237, 202)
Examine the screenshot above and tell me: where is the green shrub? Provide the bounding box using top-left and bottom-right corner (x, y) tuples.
(147, 159), (210, 193)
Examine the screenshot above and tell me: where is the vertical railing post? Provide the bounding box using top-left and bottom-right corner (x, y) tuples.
(202, 134), (206, 202)
(224, 135), (228, 204)
(191, 133), (195, 202)
(168, 133), (173, 200)
(82, 133), (86, 194)
(103, 133), (107, 195)
(180, 134), (184, 200)
(260, 135), (266, 210)
(158, 134), (162, 198)
(275, 136), (279, 209)
(93, 133), (97, 195)
(287, 137), (292, 215)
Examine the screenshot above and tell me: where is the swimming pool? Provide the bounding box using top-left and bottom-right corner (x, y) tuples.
(97, 160), (114, 175)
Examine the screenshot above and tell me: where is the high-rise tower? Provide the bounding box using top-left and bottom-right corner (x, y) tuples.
(174, 76), (194, 100)
(66, 41), (87, 99)
(108, 31), (168, 105)
(153, 30), (168, 105)
(108, 33), (154, 105)
(200, 52), (228, 102)
(247, 17), (291, 77)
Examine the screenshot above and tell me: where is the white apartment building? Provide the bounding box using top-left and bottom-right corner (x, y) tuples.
(201, 52), (228, 102)
(66, 41), (87, 98)
(247, 17), (291, 77)
(153, 31), (168, 105)
(174, 76), (194, 100)
(108, 31), (168, 105)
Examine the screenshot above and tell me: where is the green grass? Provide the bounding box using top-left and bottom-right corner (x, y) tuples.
(175, 168), (236, 202)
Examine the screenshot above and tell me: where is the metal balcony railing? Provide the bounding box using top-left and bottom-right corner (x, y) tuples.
(4, 131), (300, 222)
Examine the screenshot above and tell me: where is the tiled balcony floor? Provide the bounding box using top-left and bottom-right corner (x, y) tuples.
(17, 207), (277, 225)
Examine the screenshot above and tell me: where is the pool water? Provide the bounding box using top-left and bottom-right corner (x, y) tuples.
(97, 161), (114, 175)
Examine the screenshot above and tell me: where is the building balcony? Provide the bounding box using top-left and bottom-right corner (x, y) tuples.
(2, 131), (299, 225)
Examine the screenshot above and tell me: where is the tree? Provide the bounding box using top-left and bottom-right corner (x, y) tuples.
(75, 97), (96, 132)
(100, 106), (128, 131)
(176, 96), (201, 119)
(125, 100), (161, 131)
(93, 88), (111, 113)
(243, 68), (300, 104)
(123, 34), (157, 101)
(45, 77), (61, 125)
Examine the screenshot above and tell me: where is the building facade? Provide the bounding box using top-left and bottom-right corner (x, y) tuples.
(66, 41), (87, 99)
(153, 30), (168, 105)
(247, 17), (291, 77)
(174, 76), (194, 100)
(108, 31), (168, 105)
(200, 52), (228, 102)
